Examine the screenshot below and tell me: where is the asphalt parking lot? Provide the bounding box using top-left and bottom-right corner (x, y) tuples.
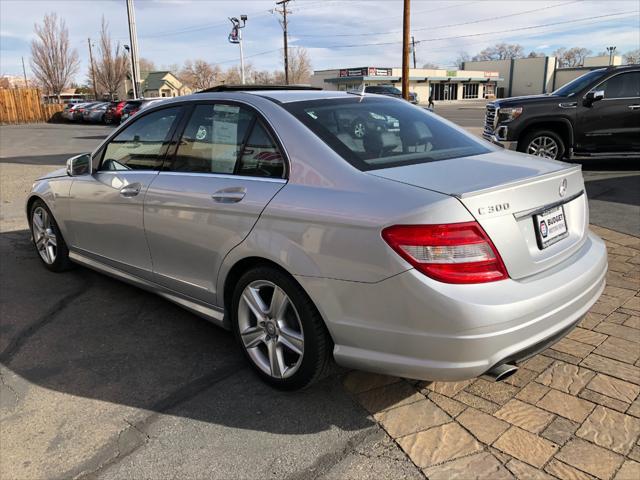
(0, 113), (638, 480)
(0, 123), (422, 479)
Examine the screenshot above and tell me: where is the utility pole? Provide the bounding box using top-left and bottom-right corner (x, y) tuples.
(411, 36), (416, 69)
(126, 0), (141, 98)
(87, 38), (98, 100)
(402, 0), (410, 100)
(275, 0), (291, 84)
(124, 45), (135, 99)
(21, 56), (28, 88)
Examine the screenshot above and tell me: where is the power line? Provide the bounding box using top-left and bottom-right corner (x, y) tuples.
(137, 0), (340, 40)
(300, 10), (638, 49)
(291, 0), (582, 37)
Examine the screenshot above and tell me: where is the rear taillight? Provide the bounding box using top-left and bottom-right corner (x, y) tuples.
(381, 222), (509, 284)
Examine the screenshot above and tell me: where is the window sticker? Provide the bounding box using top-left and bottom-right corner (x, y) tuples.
(212, 104), (240, 168)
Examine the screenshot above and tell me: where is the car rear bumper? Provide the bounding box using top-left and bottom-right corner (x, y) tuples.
(297, 231), (607, 381)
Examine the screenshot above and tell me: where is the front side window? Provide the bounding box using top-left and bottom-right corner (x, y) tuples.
(552, 69), (606, 97)
(171, 103), (285, 178)
(284, 97), (489, 171)
(101, 107), (180, 170)
(597, 72), (640, 99)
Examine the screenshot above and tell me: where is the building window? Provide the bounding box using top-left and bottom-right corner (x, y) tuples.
(462, 83), (479, 99)
(485, 83), (496, 97)
(431, 83), (458, 101)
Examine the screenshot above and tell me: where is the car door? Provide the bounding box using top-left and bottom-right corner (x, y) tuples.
(143, 102), (287, 305)
(577, 70), (640, 153)
(67, 106), (183, 280)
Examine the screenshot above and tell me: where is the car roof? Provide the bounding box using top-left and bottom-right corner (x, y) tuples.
(188, 89), (354, 104)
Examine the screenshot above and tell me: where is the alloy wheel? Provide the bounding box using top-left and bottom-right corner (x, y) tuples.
(527, 136), (559, 159)
(353, 121), (366, 138)
(237, 280), (304, 379)
(32, 206), (57, 265)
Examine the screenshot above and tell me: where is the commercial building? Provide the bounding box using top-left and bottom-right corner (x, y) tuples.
(310, 66), (502, 102)
(461, 55), (623, 98)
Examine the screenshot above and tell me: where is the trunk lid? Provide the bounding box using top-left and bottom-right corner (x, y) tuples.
(369, 150), (588, 279)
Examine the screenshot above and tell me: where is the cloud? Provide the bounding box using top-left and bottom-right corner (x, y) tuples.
(1, 0), (638, 80)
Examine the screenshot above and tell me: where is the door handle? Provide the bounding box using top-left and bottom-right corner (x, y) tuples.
(120, 183), (142, 197)
(628, 105), (640, 110)
(211, 187), (246, 203)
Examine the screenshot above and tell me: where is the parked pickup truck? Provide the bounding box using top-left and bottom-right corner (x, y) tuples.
(483, 65), (640, 159)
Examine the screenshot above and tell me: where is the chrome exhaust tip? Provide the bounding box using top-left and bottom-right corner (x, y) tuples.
(487, 363), (518, 382)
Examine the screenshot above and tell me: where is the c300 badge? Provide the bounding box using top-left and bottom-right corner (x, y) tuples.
(478, 203), (510, 215)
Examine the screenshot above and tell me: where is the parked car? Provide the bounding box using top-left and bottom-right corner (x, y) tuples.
(62, 102), (89, 121)
(82, 102), (109, 123)
(483, 65), (640, 159)
(104, 100), (127, 124)
(73, 102), (102, 122)
(120, 98), (166, 123)
(364, 85), (419, 104)
(27, 86), (607, 390)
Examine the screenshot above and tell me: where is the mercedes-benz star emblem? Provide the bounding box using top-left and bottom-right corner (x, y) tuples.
(559, 178), (567, 197)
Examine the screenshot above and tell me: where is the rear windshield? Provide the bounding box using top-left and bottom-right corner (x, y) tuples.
(283, 97), (489, 171)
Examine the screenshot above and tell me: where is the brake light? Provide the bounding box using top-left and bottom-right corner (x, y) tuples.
(381, 222), (509, 284)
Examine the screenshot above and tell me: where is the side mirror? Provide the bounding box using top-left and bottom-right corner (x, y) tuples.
(583, 90), (605, 107)
(66, 153), (92, 176)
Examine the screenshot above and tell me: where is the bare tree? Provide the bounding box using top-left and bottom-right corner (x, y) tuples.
(139, 58), (156, 75)
(623, 49), (640, 64)
(527, 51), (545, 58)
(553, 47), (592, 67)
(92, 18), (129, 99)
(287, 47), (312, 84)
(30, 13), (80, 100)
(252, 69), (277, 84)
(222, 63), (255, 85)
(454, 51), (470, 69)
(473, 43), (524, 61)
(180, 59), (220, 90)
(422, 62), (440, 69)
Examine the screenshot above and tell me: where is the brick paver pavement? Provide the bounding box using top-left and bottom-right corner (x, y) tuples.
(344, 225), (640, 480)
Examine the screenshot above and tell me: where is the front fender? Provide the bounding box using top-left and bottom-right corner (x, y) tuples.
(26, 177), (74, 240)
(510, 116), (575, 146)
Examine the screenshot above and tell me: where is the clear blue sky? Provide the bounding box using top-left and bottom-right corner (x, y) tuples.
(1, 0), (638, 81)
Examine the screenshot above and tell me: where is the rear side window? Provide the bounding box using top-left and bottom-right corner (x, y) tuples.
(284, 97), (489, 171)
(170, 103), (285, 178)
(101, 107), (180, 171)
(598, 72), (640, 99)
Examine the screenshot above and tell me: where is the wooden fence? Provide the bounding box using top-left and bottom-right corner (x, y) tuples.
(0, 88), (64, 124)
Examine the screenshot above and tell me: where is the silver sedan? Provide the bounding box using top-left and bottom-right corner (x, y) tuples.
(26, 88), (607, 389)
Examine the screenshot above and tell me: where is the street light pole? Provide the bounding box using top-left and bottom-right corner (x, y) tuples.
(606, 46), (616, 66)
(402, 0), (410, 100)
(87, 38), (98, 100)
(228, 16), (248, 85)
(411, 36), (417, 69)
(21, 56), (28, 88)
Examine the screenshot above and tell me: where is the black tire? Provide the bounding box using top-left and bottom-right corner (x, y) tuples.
(231, 266), (332, 390)
(518, 129), (565, 160)
(29, 199), (73, 272)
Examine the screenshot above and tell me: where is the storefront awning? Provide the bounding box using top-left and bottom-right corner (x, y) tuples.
(324, 75), (503, 84)
(427, 76), (503, 82)
(325, 75), (431, 83)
